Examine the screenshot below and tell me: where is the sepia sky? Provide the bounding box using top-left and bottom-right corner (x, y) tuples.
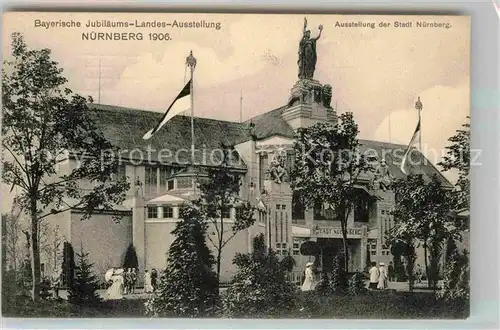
(1, 12), (470, 211)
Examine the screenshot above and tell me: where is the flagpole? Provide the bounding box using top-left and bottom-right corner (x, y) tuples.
(240, 90), (243, 123)
(415, 96), (423, 151)
(186, 51), (197, 197)
(186, 51), (197, 166)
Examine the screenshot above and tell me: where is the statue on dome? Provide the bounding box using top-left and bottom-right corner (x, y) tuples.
(298, 17), (323, 80)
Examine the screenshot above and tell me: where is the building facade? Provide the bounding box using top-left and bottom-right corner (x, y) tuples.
(40, 72), (451, 285)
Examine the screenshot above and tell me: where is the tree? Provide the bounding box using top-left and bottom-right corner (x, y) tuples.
(61, 242), (75, 289)
(145, 205), (218, 317)
(222, 234), (296, 318)
(122, 243), (139, 270)
(438, 248), (469, 301)
(39, 223), (64, 273)
(2, 33), (130, 300)
(388, 174), (460, 292)
(196, 149), (256, 284)
(2, 205), (26, 274)
(68, 246), (101, 305)
(291, 114), (374, 272)
(438, 116), (470, 211)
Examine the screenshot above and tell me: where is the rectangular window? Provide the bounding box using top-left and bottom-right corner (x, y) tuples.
(292, 191), (305, 220)
(163, 206), (173, 218)
(354, 199), (370, 222)
(314, 201), (337, 221)
(167, 180), (174, 190)
(371, 251), (376, 256)
(147, 206), (158, 219)
(159, 167), (173, 192)
(222, 208), (231, 219)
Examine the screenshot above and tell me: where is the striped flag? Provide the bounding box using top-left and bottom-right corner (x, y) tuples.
(142, 79), (192, 140)
(400, 119), (421, 175)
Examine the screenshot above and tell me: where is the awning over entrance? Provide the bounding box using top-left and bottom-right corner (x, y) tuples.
(292, 225), (311, 237)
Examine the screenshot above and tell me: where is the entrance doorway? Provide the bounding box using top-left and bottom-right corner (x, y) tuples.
(317, 238), (343, 273)
(316, 238), (362, 272)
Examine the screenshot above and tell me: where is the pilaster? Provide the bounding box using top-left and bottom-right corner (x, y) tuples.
(132, 196), (146, 273)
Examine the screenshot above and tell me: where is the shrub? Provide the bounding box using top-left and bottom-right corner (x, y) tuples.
(280, 254), (296, 272)
(315, 271), (333, 295)
(145, 205), (218, 317)
(347, 272), (367, 296)
(68, 248), (102, 306)
(438, 249), (469, 301)
(222, 234), (297, 318)
(330, 251), (347, 294)
(122, 243), (139, 270)
(62, 242), (75, 289)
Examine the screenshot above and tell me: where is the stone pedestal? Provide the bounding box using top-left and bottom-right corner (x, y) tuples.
(281, 79), (336, 130)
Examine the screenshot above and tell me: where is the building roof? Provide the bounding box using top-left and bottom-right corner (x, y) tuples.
(245, 108), (451, 187)
(88, 104), (250, 170)
(89, 103), (451, 188)
(358, 140), (452, 188)
(245, 106), (295, 140)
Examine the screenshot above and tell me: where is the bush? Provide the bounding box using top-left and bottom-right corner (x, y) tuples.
(62, 242), (75, 288)
(122, 243), (139, 270)
(438, 249), (469, 301)
(330, 251), (347, 294)
(280, 254), (296, 272)
(315, 271), (333, 295)
(68, 248), (102, 306)
(222, 234), (297, 318)
(145, 205), (218, 317)
(347, 272), (367, 296)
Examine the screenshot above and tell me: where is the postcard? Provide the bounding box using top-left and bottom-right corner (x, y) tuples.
(1, 12), (470, 319)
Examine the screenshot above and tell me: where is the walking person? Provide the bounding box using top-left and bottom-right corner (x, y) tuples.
(143, 269), (154, 293)
(377, 262), (388, 290)
(301, 262), (316, 292)
(125, 268), (133, 294)
(130, 268), (137, 294)
(368, 261), (380, 290)
(151, 268), (158, 292)
(388, 261), (394, 282)
(104, 269), (125, 300)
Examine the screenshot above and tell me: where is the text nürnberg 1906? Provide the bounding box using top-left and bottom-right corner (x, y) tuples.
(33, 19), (223, 41)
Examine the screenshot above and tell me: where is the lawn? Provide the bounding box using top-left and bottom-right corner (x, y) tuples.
(2, 290), (468, 319)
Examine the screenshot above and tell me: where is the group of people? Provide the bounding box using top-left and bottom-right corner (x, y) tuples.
(301, 260), (395, 292)
(104, 267), (159, 300)
(368, 261), (391, 290)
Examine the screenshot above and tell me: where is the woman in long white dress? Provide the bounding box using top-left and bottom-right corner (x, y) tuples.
(301, 262), (316, 292)
(105, 269), (125, 300)
(143, 270), (154, 293)
(377, 262), (388, 290)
